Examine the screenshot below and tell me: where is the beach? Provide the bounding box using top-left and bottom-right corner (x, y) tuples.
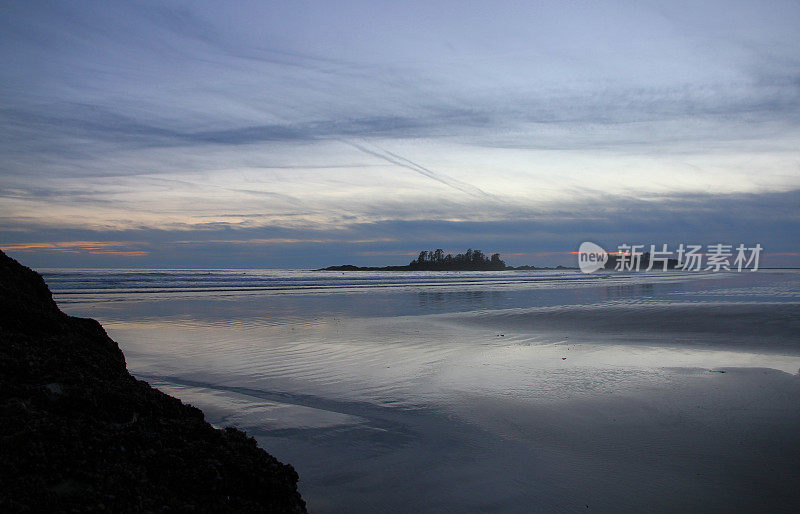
(7, 1), (800, 511)
(45, 268), (800, 512)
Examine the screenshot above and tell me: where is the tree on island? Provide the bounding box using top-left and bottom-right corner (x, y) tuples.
(320, 248), (518, 271)
(407, 248), (506, 271)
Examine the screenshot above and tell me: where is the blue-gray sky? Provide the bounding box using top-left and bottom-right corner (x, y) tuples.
(2, 0), (799, 268)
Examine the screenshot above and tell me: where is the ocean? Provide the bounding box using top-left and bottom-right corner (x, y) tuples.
(42, 268), (800, 512)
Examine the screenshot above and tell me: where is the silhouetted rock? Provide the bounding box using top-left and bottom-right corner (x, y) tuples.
(321, 248), (511, 271)
(0, 250), (306, 513)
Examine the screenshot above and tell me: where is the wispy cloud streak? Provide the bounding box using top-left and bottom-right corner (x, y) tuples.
(343, 140), (493, 199)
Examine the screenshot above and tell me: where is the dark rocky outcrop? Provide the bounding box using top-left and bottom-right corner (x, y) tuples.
(0, 250), (306, 513)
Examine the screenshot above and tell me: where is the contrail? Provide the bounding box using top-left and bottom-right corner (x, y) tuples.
(343, 140), (493, 200)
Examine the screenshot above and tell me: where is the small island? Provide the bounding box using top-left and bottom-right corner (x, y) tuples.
(321, 249), (550, 271)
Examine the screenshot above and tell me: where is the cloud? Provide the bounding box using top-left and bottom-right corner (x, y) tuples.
(343, 140), (493, 199)
(1, 1), (799, 267)
(2, 188), (798, 268)
(1, 240), (150, 257)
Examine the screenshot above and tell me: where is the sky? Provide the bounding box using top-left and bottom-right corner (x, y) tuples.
(1, 0), (799, 268)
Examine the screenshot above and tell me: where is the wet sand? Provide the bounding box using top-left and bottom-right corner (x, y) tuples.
(49, 269), (800, 512)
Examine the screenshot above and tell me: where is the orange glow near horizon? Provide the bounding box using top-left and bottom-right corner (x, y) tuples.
(2, 241), (145, 253)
